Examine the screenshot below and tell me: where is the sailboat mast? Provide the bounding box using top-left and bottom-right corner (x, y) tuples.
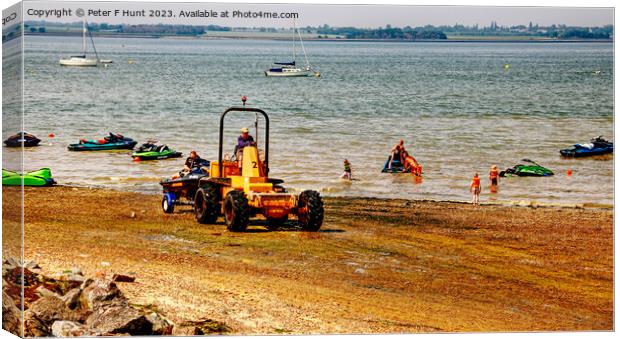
(297, 24), (311, 69)
(82, 18), (87, 56)
(292, 20), (296, 63)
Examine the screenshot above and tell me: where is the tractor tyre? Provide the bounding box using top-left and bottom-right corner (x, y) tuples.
(266, 215), (288, 230)
(224, 190), (250, 232)
(194, 183), (220, 224)
(297, 190), (324, 231)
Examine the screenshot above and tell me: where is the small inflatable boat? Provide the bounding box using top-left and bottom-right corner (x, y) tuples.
(560, 136), (613, 158)
(132, 142), (182, 160)
(3, 132), (41, 147)
(68, 133), (137, 151)
(2, 168), (56, 186)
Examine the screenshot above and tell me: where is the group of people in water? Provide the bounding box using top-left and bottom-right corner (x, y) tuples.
(179, 130), (498, 206)
(339, 139), (499, 206)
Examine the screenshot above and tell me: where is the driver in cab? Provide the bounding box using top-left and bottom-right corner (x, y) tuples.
(237, 127), (256, 169)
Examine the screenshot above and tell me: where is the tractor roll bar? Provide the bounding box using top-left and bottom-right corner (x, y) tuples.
(218, 107), (269, 178)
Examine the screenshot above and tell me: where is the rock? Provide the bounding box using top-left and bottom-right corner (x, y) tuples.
(79, 278), (123, 310)
(112, 274), (135, 283)
(61, 288), (82, 309)
(145, 312), (173, 335)
(2, 290), (22, 336)
(51, 320), (85, 337)
(27, 295), (80, 332)
(173, 319), (231, 335)
(35, 285), (59, 298)
(24, 310), (49, 337)
(86, 303), (151, 335)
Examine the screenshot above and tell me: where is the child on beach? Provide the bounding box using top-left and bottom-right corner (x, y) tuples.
(340, 159), (352, 180)
(489, 165), (499, 192)
(470, 173), (481, 205)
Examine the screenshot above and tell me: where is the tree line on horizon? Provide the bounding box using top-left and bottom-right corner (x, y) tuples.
(23, 21), (613, 40)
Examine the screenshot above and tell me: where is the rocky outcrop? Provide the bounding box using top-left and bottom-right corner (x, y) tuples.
(2, 289), (22, 336)
(2, 259), (179, 336)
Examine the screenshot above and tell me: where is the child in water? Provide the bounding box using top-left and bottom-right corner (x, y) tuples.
(470, 173), (481, 205)
(489, 165), (499, 192)
(340, 159), (352, 180)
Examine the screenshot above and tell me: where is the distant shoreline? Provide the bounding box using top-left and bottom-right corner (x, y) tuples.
(23, 32), (613, 43)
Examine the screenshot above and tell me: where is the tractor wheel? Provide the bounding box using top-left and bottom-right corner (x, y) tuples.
(297, 190), (324, 231)
(224, 190), (250, 232)
(162, 193), (175, 214)
(266, 215), (288, 230)
(194, 183), (220, 224)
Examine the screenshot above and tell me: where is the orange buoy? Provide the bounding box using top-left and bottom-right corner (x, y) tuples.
(133, 157), (141, 162)
(48, 133), (55, 138)
(567, 168), (572, 176)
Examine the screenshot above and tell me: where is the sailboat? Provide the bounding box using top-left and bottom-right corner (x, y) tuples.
(59, 18), (111, 67)
(265, 20), (318, 77)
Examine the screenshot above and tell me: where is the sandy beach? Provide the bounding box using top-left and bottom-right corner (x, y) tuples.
(2, 186), (613, 333)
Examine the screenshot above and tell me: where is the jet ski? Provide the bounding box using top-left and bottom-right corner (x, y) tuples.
(68, 132), (137, 151)
(499, 159), (554, 177)
(2, 168), (56, 186)
(159, 159), (211, 213)
(3, 132), (41, 147)
(560, 136), (613, 158)
(382, 156), (412, 173)
(132, 141), (182, 161)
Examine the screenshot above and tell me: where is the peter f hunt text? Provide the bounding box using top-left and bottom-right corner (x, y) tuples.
(26, 8), (299, 19)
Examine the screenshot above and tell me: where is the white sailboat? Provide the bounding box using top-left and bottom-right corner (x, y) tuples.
(265, 20), (319, 77)
(59, 19), (111, 67)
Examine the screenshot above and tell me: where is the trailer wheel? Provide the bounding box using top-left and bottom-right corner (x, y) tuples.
(224, 190), (250, 232)
(297, 190), (324, 231)
(162, 193), (175, 214)
(194, 183), (220, 224)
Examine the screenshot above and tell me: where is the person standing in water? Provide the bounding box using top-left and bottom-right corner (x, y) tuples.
(489, 165), (499, 192)
(470, 173), (481, 205)
(340, 159), (352, 180)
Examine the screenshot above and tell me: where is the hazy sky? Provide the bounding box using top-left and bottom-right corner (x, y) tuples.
(19, 0), (615, 28)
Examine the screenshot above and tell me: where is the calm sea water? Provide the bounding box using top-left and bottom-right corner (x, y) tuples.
(6, 36), (614, 204)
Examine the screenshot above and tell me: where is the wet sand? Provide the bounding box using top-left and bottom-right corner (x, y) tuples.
(2, 186), (613, 333)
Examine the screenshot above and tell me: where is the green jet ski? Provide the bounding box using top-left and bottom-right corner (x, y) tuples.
(131, 141), (182, 161)
(2, 168), (56, 186)
(499, 159), (554, 177)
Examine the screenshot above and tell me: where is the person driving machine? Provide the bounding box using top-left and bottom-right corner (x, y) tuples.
(236, 127), (256, 169)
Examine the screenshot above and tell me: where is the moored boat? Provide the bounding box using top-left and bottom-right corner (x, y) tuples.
(3, 132), (41, 147)
(68, 133), (137, 151)
(132, 141), (182, 160)
(560, 136), (613, 157)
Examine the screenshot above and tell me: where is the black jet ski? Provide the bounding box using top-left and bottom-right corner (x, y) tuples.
(159, 159), (210, 213)
(4, 132), (41, 147)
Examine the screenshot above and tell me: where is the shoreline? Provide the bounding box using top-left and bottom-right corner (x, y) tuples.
(2, 185), (613, 333)
(51, 183), (614, 210)
(23, 32), (614, 43)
